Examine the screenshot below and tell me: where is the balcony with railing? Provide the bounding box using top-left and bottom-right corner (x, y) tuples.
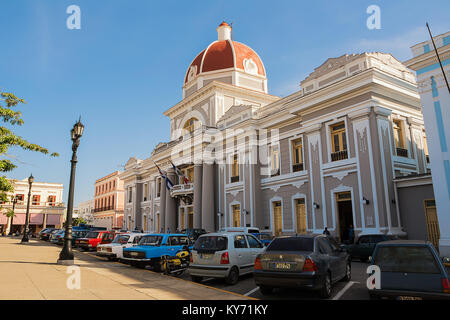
(331, 150), (348, 162)
(170, 183), (194, 197)
(396, 147), (408, 158)
(94, 206), (114, 213)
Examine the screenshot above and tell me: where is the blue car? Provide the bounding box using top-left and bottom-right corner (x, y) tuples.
(122, 233), (192, 271)
(253, 233), (273, 246)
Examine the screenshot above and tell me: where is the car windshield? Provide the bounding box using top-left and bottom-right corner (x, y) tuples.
(73, 231), (87, 237)
(374, 246), (441, 274)
(85, 231), (99, 239)
(266, 237), (314, 252)
(139, 235), (163, 246)
(194, 236), (228, 251)
(113, 235), (130, 244)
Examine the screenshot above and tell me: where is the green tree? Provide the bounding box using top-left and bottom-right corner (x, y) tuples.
(0, 89), (59, 205)
(72, 217), (87, 226)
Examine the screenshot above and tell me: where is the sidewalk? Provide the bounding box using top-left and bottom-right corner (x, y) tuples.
(0, 237), (251, 300)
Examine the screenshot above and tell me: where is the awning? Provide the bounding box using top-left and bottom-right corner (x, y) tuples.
(46, 214), (62, 225)
(30, 213), (43, 225)
(12, 214), (26, 225)
(0, 214), (8, 224)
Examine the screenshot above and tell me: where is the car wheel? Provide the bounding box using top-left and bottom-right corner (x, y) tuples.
(153, 262), (162, 272)
(319, 273), (332, 299)
(191, 275), (203, 283)
(342, 262), (351, 282)
(225, 267), (239, 285)
(136, 262), (146, 269)
(259, 286), (274, 295)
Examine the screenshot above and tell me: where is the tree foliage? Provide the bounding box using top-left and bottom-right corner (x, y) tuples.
(0, 89), (59, 206)
(72, 217), (87, 226)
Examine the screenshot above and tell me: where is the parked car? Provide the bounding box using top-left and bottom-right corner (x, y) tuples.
(218, 227), (260, 234)
(97, 233), (145, 261)
(368, 240), (450, 300)
(76, 230), (116, 251)
(254, 235), (351, 298)
(71, 229), (90, 247)
(50, 230), (64, 244)
(122, 233), (192, 270)
(343, 234), (396, 262)
(181, 228), (207, 241)
(189, 232), (265, 285)
(253, 233), (273, 246)
(47, 229), (62, 241)
(39, 228), (57, 240)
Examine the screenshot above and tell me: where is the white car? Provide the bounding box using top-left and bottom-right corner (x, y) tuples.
(97, 233), (145, 261)
(189, 232), (265, 285)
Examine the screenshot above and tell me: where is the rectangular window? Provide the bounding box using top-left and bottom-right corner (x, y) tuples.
(32, 195), (40, 206)
(393, 120), (408, 157)
(48, 195), (56, 206)
(128, 187), (132, 203)
(292, 138), (303, 172)
(157, 179), (161, 197)
(330, 122), (348, 161)
(143, 184), (148, 201)
(231, 154), (239, 182)
(270, 146), (280, 176)
(423, 130), (430, 164)
(16, 194), (24, 204)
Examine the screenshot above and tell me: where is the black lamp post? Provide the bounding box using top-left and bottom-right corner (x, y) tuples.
(58, 118), (84, 265)
(21, 174), (34, 243)
(8, 195), (19, 236)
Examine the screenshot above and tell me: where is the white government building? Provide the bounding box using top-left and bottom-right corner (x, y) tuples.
(119, 22), (433, 244)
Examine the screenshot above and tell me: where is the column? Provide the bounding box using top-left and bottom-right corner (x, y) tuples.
(193, 163), (203, 228)
(159, 177), (166, 232)
(165, 168), (177, 232)
(201, 163), (215, 232)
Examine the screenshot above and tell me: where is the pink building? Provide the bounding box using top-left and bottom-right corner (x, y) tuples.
(93, 171), (124, 230)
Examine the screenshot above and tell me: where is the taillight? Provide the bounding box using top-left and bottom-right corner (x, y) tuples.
(220, 252), (230, 264)
(303, 258), (318, 272)
(254, 257), (262, 270)
(442, 278), (450, 294)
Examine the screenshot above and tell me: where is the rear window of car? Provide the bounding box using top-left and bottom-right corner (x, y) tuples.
(139, 235), (163, 246)
(85, 232), (99, 238)
(113, 235), (130, 244)
(194, 236), (228, 252)
(267, 237), (314, 252)
(374, 246), (441, 274)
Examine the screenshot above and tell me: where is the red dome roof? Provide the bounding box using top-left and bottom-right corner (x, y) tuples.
(184, 40), (266, 84)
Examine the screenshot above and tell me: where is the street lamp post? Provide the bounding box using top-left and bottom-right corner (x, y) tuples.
(8, 195), (19, 235)
(21, 174), (34, 243)
(58, 118), (84, 265)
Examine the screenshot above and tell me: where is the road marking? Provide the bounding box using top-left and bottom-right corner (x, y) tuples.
(244, 287), (260, 296)
(331, 281), (355, 300)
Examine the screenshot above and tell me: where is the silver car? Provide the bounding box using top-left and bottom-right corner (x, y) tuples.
(189, 232), (265, 285)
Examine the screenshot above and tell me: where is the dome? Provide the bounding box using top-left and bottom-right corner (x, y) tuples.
(184, 22), (266, 84)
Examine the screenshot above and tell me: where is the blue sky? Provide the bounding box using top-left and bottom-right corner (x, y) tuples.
(1, 0), (449, 207)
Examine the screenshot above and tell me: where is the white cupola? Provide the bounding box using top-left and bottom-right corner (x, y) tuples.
(217, 21), (232, 41)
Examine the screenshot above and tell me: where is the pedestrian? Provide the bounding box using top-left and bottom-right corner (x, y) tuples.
(140, 229), (143, 233)
(167, 227), (171, 233)
(348, 225), (355, 244)
(323, 227), (330, 236)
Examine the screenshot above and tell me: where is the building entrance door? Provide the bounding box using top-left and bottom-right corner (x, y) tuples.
(424, 199), (440, 248)
(295, 198), (306, 234)
(187, 207), (193, 228)
(179, 208), (185, 230)
(273, 201), (282, 236)
(232, 204), (240, 227)
(336, 192), (353, 243)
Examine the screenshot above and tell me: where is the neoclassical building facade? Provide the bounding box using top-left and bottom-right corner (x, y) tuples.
(119, 22), (428, 241)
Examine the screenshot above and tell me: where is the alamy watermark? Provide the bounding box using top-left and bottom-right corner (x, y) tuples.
(66, 5), (81, 30)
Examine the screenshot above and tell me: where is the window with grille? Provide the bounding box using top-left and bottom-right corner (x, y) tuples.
(292, 138), (303, 172)
(330, 122), (348, 161)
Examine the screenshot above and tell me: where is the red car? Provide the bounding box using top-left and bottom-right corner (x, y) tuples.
(76, 230), (116, 251)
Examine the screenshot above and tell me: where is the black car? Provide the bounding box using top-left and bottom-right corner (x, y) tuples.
(181, 228), (207, 241)
(343, 234), (396, 262)
(369, 240), (450, 300)
(254, 235), (351, 298)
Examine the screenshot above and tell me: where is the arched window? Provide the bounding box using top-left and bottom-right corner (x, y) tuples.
(183, 117), (199, 133)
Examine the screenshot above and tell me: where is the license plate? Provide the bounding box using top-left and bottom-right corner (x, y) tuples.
(398, 296), (422, 300)
(130, 252), (138, 256)
(273, 262), (291, 269)
(200, 253), (213, 259)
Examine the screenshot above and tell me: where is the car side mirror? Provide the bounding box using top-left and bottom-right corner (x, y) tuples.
(368, 256), (373, 263)
(442, 256), (450, 266)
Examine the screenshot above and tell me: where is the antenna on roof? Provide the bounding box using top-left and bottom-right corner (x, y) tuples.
(230, 22), (233, 41)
